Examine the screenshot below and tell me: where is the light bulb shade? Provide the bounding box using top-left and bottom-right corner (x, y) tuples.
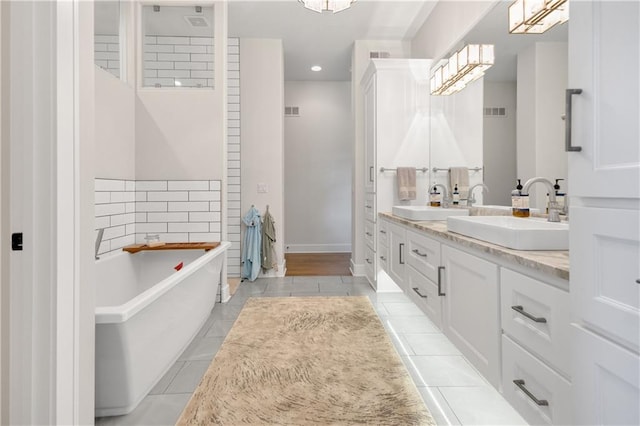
(509, 0), (568, 34)
(299, 0), (356, 13)
(430, 43), (495, 96)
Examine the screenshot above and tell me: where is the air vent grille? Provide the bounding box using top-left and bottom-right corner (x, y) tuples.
(285, 106), (300, 117)
(184, 16), (210, 27)
(370, 51), (391, 59)
(484, 107), (507, 117)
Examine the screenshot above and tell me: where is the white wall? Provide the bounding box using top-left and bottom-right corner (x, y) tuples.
(411, 0), (496, 60)
(95, 68), (135, 179)
(517, 42), (568, 208)
(240, 38), (285, 274)
(430, 78), (484, 196)
(484, 81), (517, 206)
(284, 81), (352, 253)
(351, 40), (410, 274)
(0, 2), (8, 422)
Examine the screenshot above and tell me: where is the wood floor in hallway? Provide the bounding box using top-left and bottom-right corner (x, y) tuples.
(284, 253), (351, 276)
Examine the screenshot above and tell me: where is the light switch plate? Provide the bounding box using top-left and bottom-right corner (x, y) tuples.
(257, 183), (268, 193)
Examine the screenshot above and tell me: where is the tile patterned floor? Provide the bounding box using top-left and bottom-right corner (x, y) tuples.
(95, 276), (527, 425)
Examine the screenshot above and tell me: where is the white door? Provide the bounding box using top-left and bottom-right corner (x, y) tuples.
(568, 1), (640, 198)
(442, 245), (500, 387)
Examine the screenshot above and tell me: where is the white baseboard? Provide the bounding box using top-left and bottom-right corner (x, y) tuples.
(285, 243), (351, 253)
(350, 259), (366, 277)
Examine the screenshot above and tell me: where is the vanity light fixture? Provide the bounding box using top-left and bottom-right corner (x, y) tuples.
(430, 44), (494, 96)
(508, 0), (569, 34)
(299, 0), (356, 13)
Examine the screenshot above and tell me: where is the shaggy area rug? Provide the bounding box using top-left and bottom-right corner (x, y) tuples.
(176, 296), (434, 425)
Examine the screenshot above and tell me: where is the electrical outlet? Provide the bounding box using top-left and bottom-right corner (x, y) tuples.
(257, 183), (268, 193)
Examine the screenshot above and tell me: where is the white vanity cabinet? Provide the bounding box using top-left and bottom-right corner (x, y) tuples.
(360, 59), (431, 290)
(568, 2), (640, 423)
(387, 221), (406, 288)
(441, 245), (500, 388)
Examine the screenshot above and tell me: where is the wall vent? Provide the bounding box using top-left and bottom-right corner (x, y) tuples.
(285, 106), (300, 117)
(369, 51), (391, 59)
(484, 107), (507, 117)
(184, 16), (210, 27)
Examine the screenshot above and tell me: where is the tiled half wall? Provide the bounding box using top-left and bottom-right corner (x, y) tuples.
(95, 178), (222, 257)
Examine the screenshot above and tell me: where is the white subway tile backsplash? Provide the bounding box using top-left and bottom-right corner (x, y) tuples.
(95, 179), (125, 192)
(95, 51), (119, 61)
(157, 53), (190, 62)
(156, 233), (189, 243)
(210, 222), (221, 233)
(104, 225), (126, 240)
(174, 61), (208, 70)
(95, 203), (126, 217)
(189, 191), (220, 202)
(95, 192), (111, 204)
(147, 191), (188, 202)
(157, 36), (191, 45)
(167, 180), (209, 191)
(111, 191), (136, 203)
(190, 70), (215, 79)
(125, 224), (136, 235)
(210, 201), (222, 211)
(95, 216), (111, 230)
(135, 212), (147, 223)
(135, 192), (147, 202)
(111, 213), (136, 227)
(125, 181), (135, 191)
(228, 45), (239, 54)
(147, 212), (189, 223)
(136, 181), (168, 191)
(111, 234), (135, 251)
(228, 38), (239, 46)
(137, 223), (168, 233)
(95, 34), (119, 44)
(227, 200), (240, 210)
(126, 202), (136, 213)
(144, 36), (157, 44)
(189, 233), (220, 242)
(158, 69), (190, 79)
(190, 37), (213, 45)
(189, 212), (219, 222)
(168, 222), (210, 233)
(98, 240), (111, 255)
(174, 45), (207, 54)
(136, 202), (168, 212)
(145, 78), (176, 87)
(168, 201), (209, 212)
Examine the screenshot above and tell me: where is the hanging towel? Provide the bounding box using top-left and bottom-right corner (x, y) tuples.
(397, 167), (417, 201)
(449, 167), (470, 200)
(241, 206), (262, 282)
(261, 207), (277, 272)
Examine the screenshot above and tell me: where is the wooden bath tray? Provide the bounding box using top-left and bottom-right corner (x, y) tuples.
(122, 242), (220, 254)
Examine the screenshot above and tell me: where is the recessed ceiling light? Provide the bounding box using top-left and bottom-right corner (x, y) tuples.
(311, 65), (322, 72)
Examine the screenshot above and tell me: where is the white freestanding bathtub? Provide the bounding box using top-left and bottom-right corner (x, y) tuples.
(94, 242), (230, 417)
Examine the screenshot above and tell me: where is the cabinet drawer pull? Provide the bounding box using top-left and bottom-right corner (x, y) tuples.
(412, 248), (427, 258)
(365, 205), (372, 209)
(636, 279), (640, 284)
(399, 243), (405, 265)
(369, 166), (374, 183)
(513, 379), (549, 406)
(365, 258), (372, 265)
(412, 287), (427, 298)
(365, 232), (373, 237)
(380, 256), (386, 261)
(511, 305), (547, 323)
(380, 230), (387, 234)
(437, 266), (445, 296)
(565, 88), (583, 152)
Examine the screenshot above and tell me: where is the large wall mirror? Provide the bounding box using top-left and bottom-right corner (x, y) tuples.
(95, 0), (122, 79)
(429, 1), (568, 209)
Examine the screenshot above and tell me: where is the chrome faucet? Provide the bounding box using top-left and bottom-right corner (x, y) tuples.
(521, 177), (561, 222)
(95, 228), (105, 260)
(433, 183), (450, 207)
(467, 183), (489, 207)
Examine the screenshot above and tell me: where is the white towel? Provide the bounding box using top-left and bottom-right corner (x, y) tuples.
(397, 167), (416, 201)
(449, 167), (470, 200)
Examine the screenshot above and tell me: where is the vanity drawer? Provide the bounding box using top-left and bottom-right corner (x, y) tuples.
(378, 219), (388, 247)
(378, 243), (388, 273)
(364, 220), (376, 250)
(364, 193), (376, 222)
(406, 229), (441, 283)
(406, 265), (443, 329)
(502, 335), (572, 426)
(501, 268), (571, 376)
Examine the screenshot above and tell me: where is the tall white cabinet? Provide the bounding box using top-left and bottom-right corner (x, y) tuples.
(361, 59), (431, 289)
(568, 2), (640, 424)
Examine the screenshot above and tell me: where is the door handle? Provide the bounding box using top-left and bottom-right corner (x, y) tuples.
(399, 243), (405, 265)
(437, 266), (445, 296)
(511, 305), (547, 323)
(513, 379), (549, 406)
(565, 88), (583, 152)
(412, 287), (427, 298)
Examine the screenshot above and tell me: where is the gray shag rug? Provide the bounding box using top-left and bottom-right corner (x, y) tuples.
(176, 296), (435, 425)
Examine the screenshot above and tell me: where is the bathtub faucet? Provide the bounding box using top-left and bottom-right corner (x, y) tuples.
(95, 228), (105, 260)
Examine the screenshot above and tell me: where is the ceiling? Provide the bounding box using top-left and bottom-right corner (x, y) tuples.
(228, 0), (437, 81)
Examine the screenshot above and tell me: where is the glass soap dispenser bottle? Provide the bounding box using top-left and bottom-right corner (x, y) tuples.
(429, 185), (441, 207)
(452, 184), (460, 205)
(511, 179), (530, 218)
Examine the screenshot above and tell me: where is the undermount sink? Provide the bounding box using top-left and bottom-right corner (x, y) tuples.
(446, 216), (569, 250)
(392, 206), (469, 221)
(476, 205), (542, 214)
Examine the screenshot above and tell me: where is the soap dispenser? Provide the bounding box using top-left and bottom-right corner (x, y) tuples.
(429, 185), (441, 207)
(452, 184), (460, 205)
(511, 179), (530, 218)
(554, 178), (565, 211)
